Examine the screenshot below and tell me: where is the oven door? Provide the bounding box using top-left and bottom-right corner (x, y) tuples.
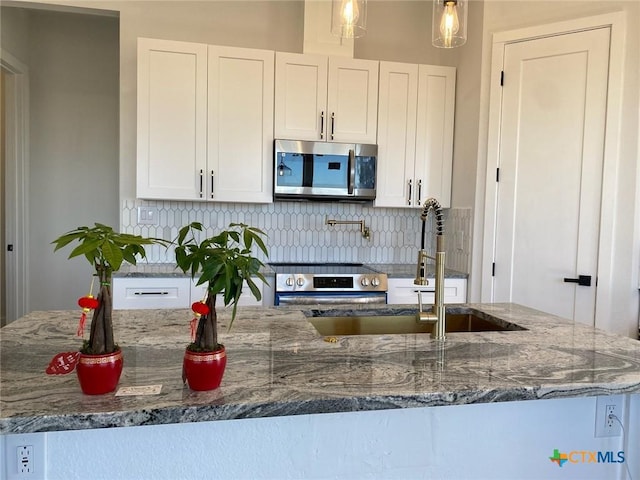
(274, 292), (387, 306)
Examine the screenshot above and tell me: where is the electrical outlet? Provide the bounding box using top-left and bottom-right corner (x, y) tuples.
(137, 206), (158, 225)
(595, 395), (623, 437)
(3, 433), (46, 479)
(17, 445), (33, 474)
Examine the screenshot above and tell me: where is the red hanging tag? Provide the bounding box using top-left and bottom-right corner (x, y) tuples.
(46, 351), (80, 375)
(77, 312), (87, 337)
(190, 317), (198, 342)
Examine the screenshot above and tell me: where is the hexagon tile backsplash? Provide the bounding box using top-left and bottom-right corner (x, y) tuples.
(122, 199), (471, 273)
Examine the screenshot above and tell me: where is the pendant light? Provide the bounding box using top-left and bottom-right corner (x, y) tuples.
(277, 153), (292, 177)
(331, 0), (367, 39)
(432, 0), (467, 48)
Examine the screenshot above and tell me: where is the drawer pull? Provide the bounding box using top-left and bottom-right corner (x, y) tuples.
(134, 291), (169, 296)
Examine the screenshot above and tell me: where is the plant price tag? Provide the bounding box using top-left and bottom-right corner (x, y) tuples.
(115, 385), (162, 396)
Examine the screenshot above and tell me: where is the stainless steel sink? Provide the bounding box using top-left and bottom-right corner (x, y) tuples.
(305, 307), (526, 336)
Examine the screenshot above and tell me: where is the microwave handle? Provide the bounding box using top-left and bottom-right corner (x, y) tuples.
(348, 149), (355, 195)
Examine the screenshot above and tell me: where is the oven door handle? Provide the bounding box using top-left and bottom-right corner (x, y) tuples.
(276, 293), (386, 306)
(347, 149), (355, 195)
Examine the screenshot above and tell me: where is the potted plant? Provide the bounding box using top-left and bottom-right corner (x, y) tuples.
(174, 221), (268, 391)
(49, 223), (169, 394)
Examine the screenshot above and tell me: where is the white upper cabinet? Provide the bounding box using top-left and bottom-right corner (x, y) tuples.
(208, 46), (274, 203)
(137, 38), (208, 200)
(137, 38), (274, 203)
(375, 62), (455, 208)
(274, 52), (378, 144)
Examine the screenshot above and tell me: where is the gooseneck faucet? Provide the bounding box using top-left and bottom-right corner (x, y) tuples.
(414, 198), (446, 341)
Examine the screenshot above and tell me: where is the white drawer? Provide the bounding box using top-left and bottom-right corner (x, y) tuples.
(113, 277), (192, 310)
(190, 278), (265, 307)
(387, 277), (467, 305)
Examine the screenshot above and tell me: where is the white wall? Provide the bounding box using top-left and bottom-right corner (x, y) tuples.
(2, 394), (638, 479)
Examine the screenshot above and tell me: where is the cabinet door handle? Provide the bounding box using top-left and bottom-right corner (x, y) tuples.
(199, 169), (204, 198)
(417, 179), (422, 205)
(210, 170), (214, 198)
(347, 149), (355, 195)
(563, 275), (592, 287)
(134, 291), (169, 296)
(320, 111), (325, 140)
(407, 179), (412, 206)
(330, 112), (335, 140)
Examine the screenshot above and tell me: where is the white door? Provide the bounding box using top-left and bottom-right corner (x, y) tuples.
(493, 28), (610, 325)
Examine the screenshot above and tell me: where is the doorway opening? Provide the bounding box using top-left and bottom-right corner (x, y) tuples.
(1, 50), (29, 326)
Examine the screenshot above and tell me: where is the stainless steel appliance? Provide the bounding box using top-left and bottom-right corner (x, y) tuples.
(270, 263), (388, 305)
(273, 140), (377, 202)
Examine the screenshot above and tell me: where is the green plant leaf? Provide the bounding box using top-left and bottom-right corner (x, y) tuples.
(68, 238), (103, 259)
(101, 240), (124, 271)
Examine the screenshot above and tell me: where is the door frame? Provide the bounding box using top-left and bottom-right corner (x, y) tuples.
(1, 48), (29, 322)
(481, 12), (626, 329)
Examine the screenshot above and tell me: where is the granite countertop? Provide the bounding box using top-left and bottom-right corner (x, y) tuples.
(2, 303), (639, 434)
(114, 263), (467, 279)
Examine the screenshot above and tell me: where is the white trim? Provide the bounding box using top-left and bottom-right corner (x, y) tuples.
(481, 11), (626, 331)
(1, 48), (30, 322)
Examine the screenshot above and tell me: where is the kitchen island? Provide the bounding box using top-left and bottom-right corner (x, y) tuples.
(2, 303), (639, 434)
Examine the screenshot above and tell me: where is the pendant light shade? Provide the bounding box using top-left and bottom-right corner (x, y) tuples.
(432, 0), (467, 48)
(331, 0), (367, 39)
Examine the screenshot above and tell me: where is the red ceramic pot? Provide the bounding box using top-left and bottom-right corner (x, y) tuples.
(183, 346), (226, 391)
(76, 350), (123, 395)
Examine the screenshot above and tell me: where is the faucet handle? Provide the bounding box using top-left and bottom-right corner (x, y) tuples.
(414, 249), (429, 285)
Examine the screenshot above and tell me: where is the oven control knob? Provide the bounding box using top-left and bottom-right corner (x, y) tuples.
(296, 277), (305, 287)
(285, 277), (294, 287)
(371, 277), (380, 287)
(361, 277), (369, 287)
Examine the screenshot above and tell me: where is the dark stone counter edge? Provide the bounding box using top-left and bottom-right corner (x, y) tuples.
(2, 383), (638, 435)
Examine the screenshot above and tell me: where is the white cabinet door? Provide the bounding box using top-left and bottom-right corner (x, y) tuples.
(386, 278), (467, 305)
(113, 277), (192, 310)
(414, 65), (455, 208)
(375, 62), (419, 208)
(327, 57), (379, 144)
(375, 62), (455, 208)
(208, 46), (274, 203)
(137, 38), (208, 200)
(274, 52), (378, 144)
(274, 52), (327, 141)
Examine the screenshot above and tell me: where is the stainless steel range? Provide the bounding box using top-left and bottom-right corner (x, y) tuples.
(270, 263), (388, 305)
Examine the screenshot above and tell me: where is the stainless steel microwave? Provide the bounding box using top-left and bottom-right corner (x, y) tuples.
(273, 139), (377, 202)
